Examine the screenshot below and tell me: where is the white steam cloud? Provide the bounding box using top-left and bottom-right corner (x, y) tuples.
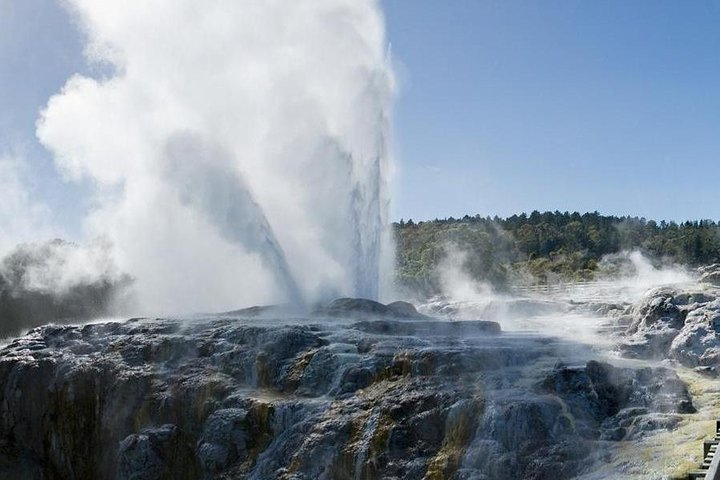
(0, 151), (131, 336)
(595, 250), (695, 302)
(0, 152), (58, 254)
(7, 239), (123, 295)
(37, 0), (395, 313)
(436, 244), (496, 303)
(421, 247), (695, 350)
(0, 239), (133, 337)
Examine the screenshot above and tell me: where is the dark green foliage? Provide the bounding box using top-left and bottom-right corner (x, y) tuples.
(395, 212), (720, 294)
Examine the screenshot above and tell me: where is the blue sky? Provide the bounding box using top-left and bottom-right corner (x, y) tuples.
(383, 0), (720, 221)
(0, 0), (91, 233)
(1, 0), (719, 231)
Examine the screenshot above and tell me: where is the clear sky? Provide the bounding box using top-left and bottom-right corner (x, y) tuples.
(1, 0), (720, 234)
(383, 0), (720, 222)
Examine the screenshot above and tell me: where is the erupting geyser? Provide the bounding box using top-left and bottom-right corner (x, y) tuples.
(37, 0), (394, 312)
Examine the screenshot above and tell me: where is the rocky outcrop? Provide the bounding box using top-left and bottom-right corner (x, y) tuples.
(313, 297), (428, 319)
(616, 284), (720, 368)
(0, 299), (696, 480)
(699, 264), (720, 286)
(538, 361), (694, 437)
(456, 360), (694, 480)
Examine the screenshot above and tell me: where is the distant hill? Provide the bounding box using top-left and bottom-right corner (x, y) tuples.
(394, 211), (720, 295)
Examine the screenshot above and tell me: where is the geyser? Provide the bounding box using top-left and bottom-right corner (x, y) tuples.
(37, 0), (394, 313)
(163, 135), (304, 306)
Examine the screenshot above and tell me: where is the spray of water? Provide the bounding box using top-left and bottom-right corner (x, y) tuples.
(162, 134), (304, 305)
(0, 153), (59, 254)
(37, 0), (395, 313)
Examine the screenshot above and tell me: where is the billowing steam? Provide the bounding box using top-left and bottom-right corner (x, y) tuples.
(596, 250), (695, 301)
(0, 153), (58, 254)
(435, 243), (496, 303)
(0, 239), (132, 337)
(422, 246), (695, 349)
(36, 0), (394, 313)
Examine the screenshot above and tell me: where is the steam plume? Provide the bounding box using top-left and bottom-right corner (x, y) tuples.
(0, 152), (57, 254)
(0, 239), (132, 337)
(37, 0), (395, 313)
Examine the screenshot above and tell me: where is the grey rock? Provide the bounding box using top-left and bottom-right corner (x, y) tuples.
(313, 297), (426, 319)
(616, 282), (720, 367)
(117, 424), (198, 480)
(536, 360), (694, 442)
(350, 319), (501, 336)
(197, 409), (248, 473)
(700, 266), (720, 286)
(0, 299), (696, 480)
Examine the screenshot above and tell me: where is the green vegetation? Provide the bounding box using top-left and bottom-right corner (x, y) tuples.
(395, 211), (720, 295)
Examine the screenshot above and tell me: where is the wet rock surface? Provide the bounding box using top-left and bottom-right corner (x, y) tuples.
(699, 264), (720, 286)
(313, 297), (428, 319)
(537, 361), (694, 437)
(0, 298), (698, 480)
(420, 297), (563, 321)
(616, 281), (720, 367)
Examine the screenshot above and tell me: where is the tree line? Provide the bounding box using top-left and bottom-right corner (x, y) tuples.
(394, 211), (720, 294)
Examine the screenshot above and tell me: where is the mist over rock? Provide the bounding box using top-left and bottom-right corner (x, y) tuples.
(0, 240), (132, 337)
(537, 361), (695, 430)
(0, 305), (694, 480)
(313, 297), (426, 319)
(222, 298), (432, 321)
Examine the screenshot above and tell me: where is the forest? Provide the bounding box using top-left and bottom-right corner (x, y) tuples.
(394, 211), (720, 294)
